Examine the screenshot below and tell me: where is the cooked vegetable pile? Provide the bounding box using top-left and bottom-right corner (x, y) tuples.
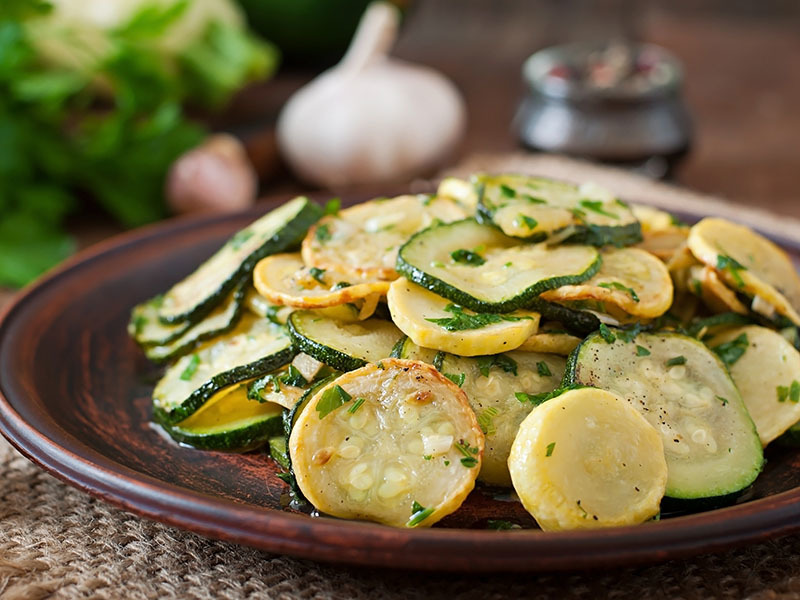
(129, 173), (800, 531)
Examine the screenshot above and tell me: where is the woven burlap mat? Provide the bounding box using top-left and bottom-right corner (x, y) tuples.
(4, 154), (800, 599)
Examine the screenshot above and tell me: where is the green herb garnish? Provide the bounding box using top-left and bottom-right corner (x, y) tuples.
(280, 365), (308, 388)
(445, 373), (465, 387)
(598, 323), (616, 343)
(426, 304), (529, 332)
(455, 440), (479, 468)
(636, 345), (651, 356)
(712, 333), (749, 367)
(450, 248), (486, 266)
(536, 361), (552, 377)
(545, 442), (555, 457)
(598, 281), (640, 302)
(518, 215), (538, 230)
(717, 396), (729, 406)
(792, 380), (800, 403)
(432, 351), (446, 372)
(477, 407), (499, 435)
(579, 199), (618, 219)
(315, 223), (332, 243)
(778, 385), (789, 403)
(477, 354), (518, 377)
(407, 501), (435, 527)
(522, 194), (546, 204)
(347, 397), (367, 414)
(332, 281), (352, 290)
(179, 354), (200, 381)
(499, 184), (516, 198)
(316, 384), (352, 419)
(666, 355), (687, 367)
(324, 197), (341, 215)
(309, 267), (326, 284)
(716, 255), (747, 288)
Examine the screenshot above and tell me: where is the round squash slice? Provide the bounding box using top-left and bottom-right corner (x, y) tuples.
(289, 359), (484, 527)
(688, 265), (748, 315)
(253, 253), (390, 309)
(507, 387), (667, 531)
(688, 218), (800, 325)
(302, 195), (467, 281)
(539, 247), (673, 319)
(387, 278), (540, 356)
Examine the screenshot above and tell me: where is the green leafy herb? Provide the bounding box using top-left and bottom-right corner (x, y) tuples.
(450, 248), (486, 266)
(515, 383), (585, 406)
(504, 261), (513, 268)
(666, 355), (687, 367)
(499, 184), (516, 198)
(407, 501), (435, 527)
(445, 372), (465, 387)
(476, 354), (518, 377)
(518, 215), (538, 230)
(712, 333), (749, 367)
(179, 354), (200, 381)
(324, 197), (341, 215)
(426, 304), (530, 332)
(131, 314), (148, 335)
(316, 385), (352, 419)
(432, 351), (446, 372)
(455, 440), (479, 468)
(536, 361), (552, 377)
(280, 365), (308, 388)
(615, 323), (643, 343)
(545, 442), (555, 457)
(229, 229), (253, 250)
(522, 194), (546, 204)
(598, 323), (616, 343)
(477, 407), (499, 435)
(571, 207), (587, 220)
(332, 281), (352, 290)
(579, 200), (618, 219)
(635, 345), (651, 356)
(777, 385), (789, 403)
(669, 214), (687, 227)
(444, 459), (450, 466)
(347, 397), (367, 414)
(717, 396), (729, 406)
(598, 281), (640, 302)
(248, 374), (280, 402)
(716, 255), (747, 288)
(576, 500), (588, 519)
(792, 380), (800, 403)
(309, 267), (326, 284)
(315, 223), (332, 243)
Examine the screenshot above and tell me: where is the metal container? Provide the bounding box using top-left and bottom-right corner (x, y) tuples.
(516, 42), (692, 178)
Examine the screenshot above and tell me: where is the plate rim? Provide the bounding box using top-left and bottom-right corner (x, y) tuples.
(2, 199), (800, 572)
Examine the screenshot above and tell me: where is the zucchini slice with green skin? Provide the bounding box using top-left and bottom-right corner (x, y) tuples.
(387, 278), (540, 356)
(564, 329), (763, 500)
(396, 219), (601, 313)
(244, 290), (294, 324)
(540, 247), (673, 319)
(683, 312), (754, 340)
(508, 387), (667, 531)
(156, 196), (322, 324)
(475, 174), (641, 246)
(707, 325), (800, 446)
(129, 296), (191, 347)
(153, 313), (295, 426)
(688, 217), (800, 326)
(248, 356), (340, 410)
(164, 383), (283, 451)
(289, 359), (484, 527)
(288, 311), (403, 371)
(302, 194), (467, 281)
(527, 299), (601, 336)
(269, 435), (291, 469)
(144, 282), (247, 364)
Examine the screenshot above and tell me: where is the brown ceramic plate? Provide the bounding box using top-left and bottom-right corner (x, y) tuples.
(2, 196), (800, 573)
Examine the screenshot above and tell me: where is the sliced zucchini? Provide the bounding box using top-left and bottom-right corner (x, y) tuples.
(436, 177), (479, 213)
(683, 312), (754, 340)
(632, 204), (689, 262)
(152, 313), (294, 426)
(439, 351), (565, 486)
(507, 387), (667, 531)
(688, 217), (800, 326)
(156, 196), (322, 324)
(164, 383), (283, 451)
(248, 355), (340, 410)
(390, 336), (440, 363)
(707, 326), (800, 446)
(387, 278), (540, 356)
(244, 290), (293, 324)
(129, 296), (191, 347)
(687, 265), (748, 315)
(527, 299), (601, 336)
(289, 359), (483, 527)
(475, 174), (641, 246)
(252, 253), (390, 309)
(288, 311), (403, 371)
(302, 194), (467, 281)
(397, 219), (601, 312)
(269, 435), (290, 470)
(144, 282), (247, 363)
(517, 330), (581, 356)
(564, 329), (763, 500)
(539, 247), (673, 319)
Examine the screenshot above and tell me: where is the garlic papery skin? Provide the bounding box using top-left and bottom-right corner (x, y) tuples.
(277, 2), (466, 188)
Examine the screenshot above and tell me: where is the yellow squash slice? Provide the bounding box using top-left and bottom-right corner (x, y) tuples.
(708, 326), (800, 446)
(688, 218), (800, 325)
(631, 204), (689, 261)
(688, 265), (748, 315)
(436, 177), (479, 213)
(540, 247), (673, 319)
(289, 359), (484, 527)
(302, 195), (467, 281)
(253, 253), (390, 309)
(387, 278), (540, 356)
(507, 387), (667, 531)
(517, 330), (581, 356)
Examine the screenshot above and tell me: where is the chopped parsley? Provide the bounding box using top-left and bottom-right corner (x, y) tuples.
(347, 397), (367, 414)
(499, 184), (516, 198)
(615, 324), (643, 343)
(264, 305), (283, 325)
(712, 333), (748, 367)
(332, 281), (352, 290)
(407, 501), (434, 527)
(717, 396), (729, 406)
(776, 382), (800, 403)
(666, 355), (687, 367)
(598, 323), (616, 343)
(423, 454), (432, 460)
(426, 304), (530, 332)
(536, 361), (552, 377)
(716, 255), (747, 288)
(545, 442), (555, 457)
(450, 248), (486, 266)
(455, 440), (479, 468)
(571, 207), (587, 220)
(179, 354), (200, 381)
(229, 229), (254, 250)
(477, 407), (499, 435)
(445, 372), (465, 387)
(324, 197), (341, 215)
(309, 267), (326, 284)
(515, 384), (585, 406)
(476, 354), (518, 377)
(248, 374), (280, 402)
(316, 385), (352, 419)
(777, 385), (789, 403)
(518, 215), (538, 230)
(504, 261), (513, 268)
(522, 194), (546, 204)
(314, 223), (332, 243)
(598, 281), (640, 302)
(635, 345), (651, 356)
(579, 199), (618, 219)
(280, 365), (308, 388)
(432, 351), (446, 372)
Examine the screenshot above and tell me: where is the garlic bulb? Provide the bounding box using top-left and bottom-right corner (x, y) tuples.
(277, 2), (466, 188)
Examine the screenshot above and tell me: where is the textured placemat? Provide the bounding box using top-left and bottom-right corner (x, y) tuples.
(3, 154), (800, 599)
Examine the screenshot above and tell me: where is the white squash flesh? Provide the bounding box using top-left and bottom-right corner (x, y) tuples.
(302, 195), (467, 280)
(289, 359), (483, 527)
(387, 278), (540, 356)
(708, 326), (800, 446)
(508, 388), (667, 531)
(688, 265), (748, 315)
